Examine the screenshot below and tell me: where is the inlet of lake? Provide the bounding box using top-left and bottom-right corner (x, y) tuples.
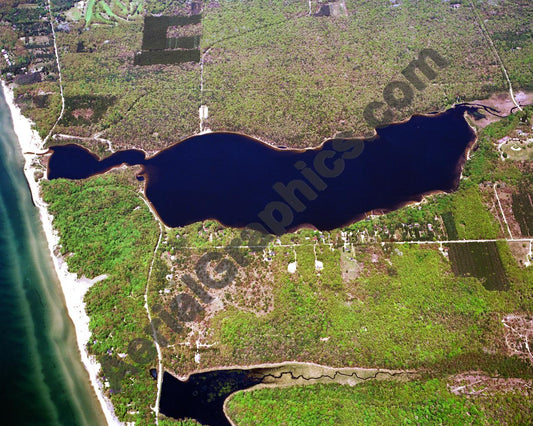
(47, 106), (476, 235)
(157, 364), (416, 425)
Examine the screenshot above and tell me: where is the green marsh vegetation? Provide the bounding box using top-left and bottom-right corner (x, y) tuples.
(226, 378), (533, 425)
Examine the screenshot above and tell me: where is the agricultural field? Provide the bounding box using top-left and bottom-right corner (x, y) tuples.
(447, 241), (509, 291)
(512, 189), (533, 236)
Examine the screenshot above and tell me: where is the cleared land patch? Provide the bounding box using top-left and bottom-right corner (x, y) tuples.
(448, 242), (508, 291)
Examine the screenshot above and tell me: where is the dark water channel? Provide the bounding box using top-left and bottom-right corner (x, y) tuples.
(158, 365), (413, 425)
(159, 370), (263, 425)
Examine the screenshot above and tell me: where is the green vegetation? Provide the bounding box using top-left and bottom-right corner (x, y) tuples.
(7, 0), (530, 150)
(451, 185), (501, 239)
(85, 0), (96, 26)
(3, 1), (533, 424)
(441, 211), (459, 240)
(479, 0), (533, 91)
(145, 108), (533, 424)
(84, 0), (142, 27)
(55, 21), (201, 150)
(227, 378), (533, 425)
(464, 107), (533, 184)
(41, 171), (160, 425)
(344, 195), (452, 242)
(159, 420), (200, 426)
(199, 0), (516, 146)
(347, 107), (533, 247)
(2, 1), (532, 150)
(60, 94), (116, 126)
(153, 240), (531, 374)
(14, 81), (62, 139)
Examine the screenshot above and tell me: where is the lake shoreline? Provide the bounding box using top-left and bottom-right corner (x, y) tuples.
(1, 81), (121, 426)
(47, 105), (477, 234)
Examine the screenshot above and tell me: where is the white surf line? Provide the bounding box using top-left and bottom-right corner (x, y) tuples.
(45, 0), (65, 144)
(139, 193), (164, 425)
(494, 184), (513, 238)
(467, 0), (522, 112)
(1, 81), (122, 426)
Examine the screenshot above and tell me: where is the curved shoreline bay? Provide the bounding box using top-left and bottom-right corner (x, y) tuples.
(47, 106), (476, 234)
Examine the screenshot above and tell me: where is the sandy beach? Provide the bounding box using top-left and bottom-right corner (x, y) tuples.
(1, 81), (121, 426)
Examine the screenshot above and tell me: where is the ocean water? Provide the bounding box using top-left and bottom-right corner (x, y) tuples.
(0, 89), (106, 425)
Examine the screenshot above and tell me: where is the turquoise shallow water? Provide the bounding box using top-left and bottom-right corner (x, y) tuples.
(0, 88), (107, 425)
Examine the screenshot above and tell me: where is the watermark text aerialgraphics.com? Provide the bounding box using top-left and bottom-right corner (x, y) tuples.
(103, 44), (449, 391)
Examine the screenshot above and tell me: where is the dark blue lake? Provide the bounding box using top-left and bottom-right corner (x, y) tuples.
(47, 106), (475, 234)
